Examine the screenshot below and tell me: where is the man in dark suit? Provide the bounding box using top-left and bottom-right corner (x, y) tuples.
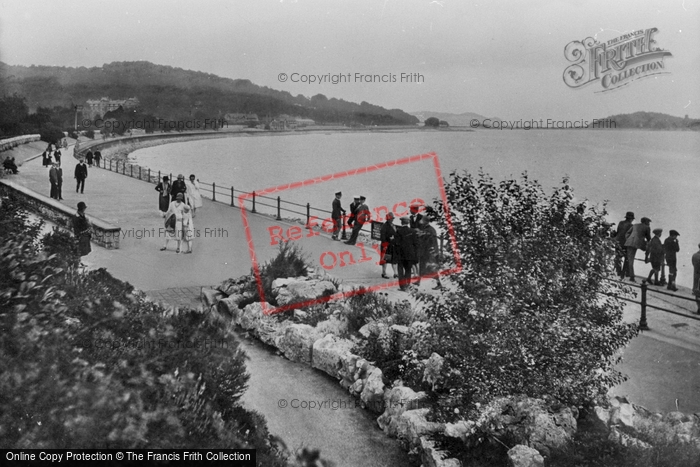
(409, 204), (424, 228)
(331, 191), (346, 240)
(56, 162), (64, 200)
(347, 195), (360, 228)
(394, 216), (419, 291)
(74, 159), (88, 194)
(171, 174), (187, 202)
(345, 196), (369, 245)
(49, 163), (59, 199)
(614, 211), (635, 278)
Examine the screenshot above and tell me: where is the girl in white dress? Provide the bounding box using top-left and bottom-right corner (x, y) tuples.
(185, 174), (203, 218)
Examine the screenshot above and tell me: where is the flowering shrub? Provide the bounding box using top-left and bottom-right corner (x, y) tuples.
(420, 171), (638, 420)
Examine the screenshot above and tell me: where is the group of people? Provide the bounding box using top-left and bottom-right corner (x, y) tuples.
(84, 149), (102, 167)
(156, 173), (203, 254)
(613, 211), (700, 314)
(331, 192), (442, 291)
(3, 155), (19, 174)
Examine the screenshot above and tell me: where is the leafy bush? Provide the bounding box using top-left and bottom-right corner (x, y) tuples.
(42, 225), (80, 271)
(343, 288), (414, 335)
(0, 194), (318, 462)
(252, 242), (310, 305)
(421, 171), (638, 421)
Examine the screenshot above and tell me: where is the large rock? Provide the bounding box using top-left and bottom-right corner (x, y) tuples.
(471, 397), (577, 457)
(200, 287), (225, 308)
(609, 401), (636, 428)
(275, 323), (323, 365)
(311, 334), (355, 378)
(377, 385), (429, 436)
(444, 420), (474, 442)
(360, 367), (386, 413)
(274, 278), (337, 306)
(507, 444), (544, 467)
(256, 316), (291, 347)
(216, 293), (253, 319)
(395, 408), (445, 446)
(218, 275), (255, 296)
(239, 302), (268, 330)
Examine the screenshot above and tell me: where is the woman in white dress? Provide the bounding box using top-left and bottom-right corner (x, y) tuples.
(161, 193), (190, 253)
(185, 174), (203, 218)
(181, 206), (194, 254)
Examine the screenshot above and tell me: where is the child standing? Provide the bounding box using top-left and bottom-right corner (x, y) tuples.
(646, 228), (664, 285)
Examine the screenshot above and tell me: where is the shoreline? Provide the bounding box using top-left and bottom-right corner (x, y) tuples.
(81, 126), (473, 164)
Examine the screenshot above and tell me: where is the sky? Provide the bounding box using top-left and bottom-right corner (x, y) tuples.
(1, 0), (699, 120)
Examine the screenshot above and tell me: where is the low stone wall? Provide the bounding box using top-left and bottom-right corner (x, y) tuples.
(0, 180), (120, 249)
(0, 134), (42, 153)
(204, 274), (700, 467)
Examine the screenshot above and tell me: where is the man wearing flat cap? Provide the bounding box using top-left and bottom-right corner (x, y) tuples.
(624, 216), (651, 282)
(345, 196), (370, 245)
(614, 211), (635, 279)
(663, 230), (680, 291)
(331, 191), (346, 241)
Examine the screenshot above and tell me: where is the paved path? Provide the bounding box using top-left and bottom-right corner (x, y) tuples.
(7, 141), (700, 459)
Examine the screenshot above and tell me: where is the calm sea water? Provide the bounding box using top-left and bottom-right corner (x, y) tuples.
(132, 129), (700, 286)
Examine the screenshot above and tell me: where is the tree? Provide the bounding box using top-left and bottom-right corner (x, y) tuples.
(0, 94), (29, 136)
(420, 171), (638, 420)
(424, 117), (440, 127)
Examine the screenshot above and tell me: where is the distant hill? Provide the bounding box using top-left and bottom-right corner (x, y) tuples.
(0, 61), (419, 126)
(597, 111), (700, 130)
(410, 110), (501, 126)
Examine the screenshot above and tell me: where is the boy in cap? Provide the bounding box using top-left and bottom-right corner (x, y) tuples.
(645, 228), (664, 285)
(663, 230), (680, 291)
(331, 191), (346, 240)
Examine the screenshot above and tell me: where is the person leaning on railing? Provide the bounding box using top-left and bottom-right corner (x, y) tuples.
(663, 230), (680, 291)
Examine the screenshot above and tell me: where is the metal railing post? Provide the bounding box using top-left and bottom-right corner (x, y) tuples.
(212, 182), (216, 202)
(306, 203), (310, 225)
(231, 186), (234, 206)
(252, 191), (256, 213)
(277, 196), (282, 220)
(639, 280), (649, 330)
(130, 165), (133, 177)
(109, 159), (112, 171)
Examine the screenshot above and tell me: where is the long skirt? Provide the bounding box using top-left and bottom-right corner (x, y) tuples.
(159, 194), (170, 213)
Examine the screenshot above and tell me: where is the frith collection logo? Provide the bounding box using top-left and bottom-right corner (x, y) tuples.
(563, 28), (672, 93)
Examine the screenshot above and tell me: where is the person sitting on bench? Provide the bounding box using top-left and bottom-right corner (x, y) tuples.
(3, 156), (19, 174)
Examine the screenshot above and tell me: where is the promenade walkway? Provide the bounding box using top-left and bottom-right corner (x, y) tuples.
(5, 142), (699, 461)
